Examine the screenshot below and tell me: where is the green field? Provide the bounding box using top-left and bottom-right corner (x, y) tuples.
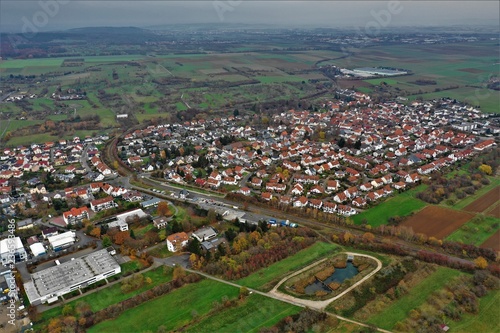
(88, 279), (241, 333)
(449, 289), (500, 333)
(352, 185), (428, 226)
(183, 293), (300, 333)
(39, 266), (171, 325)
(235, 241), (339, 291)
(365, 78), (399, 85)
(367, 267), (463, 330)
(446, 216), (500, 246)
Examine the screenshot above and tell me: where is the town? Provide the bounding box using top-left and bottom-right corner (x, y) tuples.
(0, 86), (498, 331)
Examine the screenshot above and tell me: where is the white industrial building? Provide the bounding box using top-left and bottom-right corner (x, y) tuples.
(24, 248), (121, 305)
(29, 243), (46, 257)
(47, 231), (76, 251)
(0, 237), (27, 266)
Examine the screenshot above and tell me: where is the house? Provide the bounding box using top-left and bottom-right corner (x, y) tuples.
(322, 201), (337, 214)
(291, 183), (304, 196)
(239, 186), (251, 196)
(63, 207), (90, 225)
(90, 196), (116, 212)
(250, 177), (263, 188)
(333, 192), (348, 203)
(152, 217), (168, 229)
(167, 232), (189, 252)
(293, 196), (309, 208)
(309, 198), (323, 209)
(326, 180), (340, 192)
(261, 192), (273, 201)
(360, 182), (373, 192)
(192, 226), (217, 242)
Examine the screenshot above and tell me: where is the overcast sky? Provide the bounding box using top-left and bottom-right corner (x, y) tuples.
(1, 1), (499, 32)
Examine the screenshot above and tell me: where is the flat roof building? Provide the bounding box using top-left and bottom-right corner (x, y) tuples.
(24, 248), (121, 305)
(47, 231), (76, 251)
(30, 243), (46, 257)
(0, 237), (27, 266)
(192, 226), (217, 242)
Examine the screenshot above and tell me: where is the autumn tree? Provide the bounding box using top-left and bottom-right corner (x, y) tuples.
(157, 201), (171, 216)
(90, 227), (101, 238)
(362, 232), (375, 243)
(479, 164), (493, 175)
(474, 256), (488, 269)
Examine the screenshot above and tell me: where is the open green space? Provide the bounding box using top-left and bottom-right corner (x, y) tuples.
(365, 78), (399, 85)
(235, 241), (339, 291)
(446, 215), (500, 246)
(87, 279), (240, 333)
(352, 185), (428, 227)
(367, 267), (463, 330)
(39, 265), (171, 325)
(183, 293), (300, 333)
(448, 289), (500, 333)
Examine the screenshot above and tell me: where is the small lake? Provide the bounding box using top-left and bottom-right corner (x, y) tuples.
(304, 262), (359, 295)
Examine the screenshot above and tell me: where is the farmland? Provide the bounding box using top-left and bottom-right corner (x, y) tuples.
(481, 230), (500, 251)
(464, 186), (500, 215)
(446, 216), (500, 247)
(352, 185), (427, 227)
(401, 206), (474, 239)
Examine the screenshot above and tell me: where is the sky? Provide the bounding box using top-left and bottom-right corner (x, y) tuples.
(0, 1), (499, 33)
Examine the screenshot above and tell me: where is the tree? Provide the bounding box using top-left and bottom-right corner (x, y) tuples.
(102, 236), (112, 247)
(354, 139), (362, 150)
(474, 256), (488, 269)
(479, 164), (492, 175)
(157, 201), (171, 216)
(173, 266), (186, 280)
(90, 227), (101, 238)
(338, 137), (346, 148)
(62, 304), (73, 316)
(239, 286), (250, 299)
(187, 238), (201, 255)
(362, 232), (375, 243)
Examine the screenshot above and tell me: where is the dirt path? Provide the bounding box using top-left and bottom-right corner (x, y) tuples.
(269, 252), (383, 310)
(185, 260), (392, 333)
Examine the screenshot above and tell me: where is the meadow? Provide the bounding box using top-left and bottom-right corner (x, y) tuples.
(366, 267), (463, 330)
(352, 185), (428, 227)
(87, 279), (241, 333)
(235, 241), (339, 291)
(182, 293), (300, 333)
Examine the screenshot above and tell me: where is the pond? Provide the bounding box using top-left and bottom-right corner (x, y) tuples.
(304, 262), (359, 295)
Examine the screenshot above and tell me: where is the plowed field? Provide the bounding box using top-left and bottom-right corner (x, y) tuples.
(401, 206), (474, 239)
(464, 186), (500, 216)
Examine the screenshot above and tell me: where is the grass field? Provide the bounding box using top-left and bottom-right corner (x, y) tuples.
(183, 293), (300, 333)
(445, 216), (500, 246)
(352, 185), (428, 227)
(448, 289), (500, 333)
(87, 279), (241, 333)
(39, 266), (171, 325)
(235, 241), (339, 291)
(367, 267), (463, 330)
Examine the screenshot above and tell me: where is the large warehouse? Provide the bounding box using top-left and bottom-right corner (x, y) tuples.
(24, 248), (121, 305)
